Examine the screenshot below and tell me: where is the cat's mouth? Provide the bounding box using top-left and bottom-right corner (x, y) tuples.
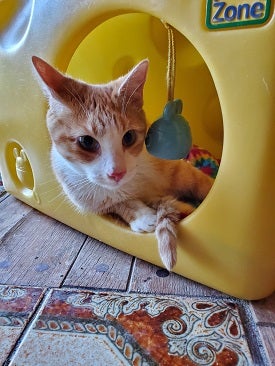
(97, 171), (134, 190)
(105, 176), (128, 189)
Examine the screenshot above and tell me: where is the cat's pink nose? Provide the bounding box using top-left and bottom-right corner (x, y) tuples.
(108, 170), (126, 183)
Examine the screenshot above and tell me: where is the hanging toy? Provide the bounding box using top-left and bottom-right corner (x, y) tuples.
(145, 21), (192, 160)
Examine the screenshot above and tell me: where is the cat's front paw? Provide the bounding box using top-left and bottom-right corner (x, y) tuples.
(130, 208), (157, 233)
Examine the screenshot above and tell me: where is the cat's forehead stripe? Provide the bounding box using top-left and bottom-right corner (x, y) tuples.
(78, 86), (117, 134)
(85, 98), (127, 137)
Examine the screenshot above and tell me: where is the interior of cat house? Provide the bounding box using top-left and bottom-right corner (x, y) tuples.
(0, 1), (274, 300)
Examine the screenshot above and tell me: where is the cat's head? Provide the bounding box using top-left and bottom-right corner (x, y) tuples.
(32, 56), (149, 189)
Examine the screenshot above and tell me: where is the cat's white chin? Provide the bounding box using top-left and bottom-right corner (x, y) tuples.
(101, 178), (128, 190)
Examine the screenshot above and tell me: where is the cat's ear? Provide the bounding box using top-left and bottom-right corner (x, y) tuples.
(118, 59), (149, 110)
(32, 56), (68, 100)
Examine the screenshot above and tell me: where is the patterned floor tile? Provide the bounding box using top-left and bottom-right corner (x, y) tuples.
(0, 173), (5, 197)
(0, 285), (44, 364)
(10, 289), (254, 365)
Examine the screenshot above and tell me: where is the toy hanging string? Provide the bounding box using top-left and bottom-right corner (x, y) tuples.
(145, 21), (192, 160)
(162, 20), (176, 102)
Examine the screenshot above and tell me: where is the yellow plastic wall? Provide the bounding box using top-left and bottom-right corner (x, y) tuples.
(0, 0), (274, 299)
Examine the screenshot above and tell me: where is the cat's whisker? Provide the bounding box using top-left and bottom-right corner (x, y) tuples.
(64, 86), (88, 116)
(50, 195), (70, 212)
(66, 177), (91, 190)
(46, 191), (66, 205)
(37, 185), (63, 196)
(65, 178), (98, 202)
(120, 83), (129, 117)
(39, 175), (93, 205)
(87, 184), (101, 200)
(121, 80), (144, 116)
(38, 177), (59, 187)
(39, 188), (61, 200)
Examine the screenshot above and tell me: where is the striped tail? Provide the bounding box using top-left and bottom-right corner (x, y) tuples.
(155, 198), (195, 271)
(155, 200), (181, 271)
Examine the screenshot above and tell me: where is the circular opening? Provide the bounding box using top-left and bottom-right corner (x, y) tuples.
(67, 13), (223, 159)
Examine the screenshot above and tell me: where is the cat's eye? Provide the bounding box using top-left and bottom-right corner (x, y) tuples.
(122, 130), (137, 147)
(77, 135), (100, 153)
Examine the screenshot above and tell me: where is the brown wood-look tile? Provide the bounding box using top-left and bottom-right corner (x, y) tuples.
(0, 195), (32, 238)
(250, 292), (275, 324)
(129, 259), (224, 296)
(64, 238), (133, 290)
(0, 209), (86, 287)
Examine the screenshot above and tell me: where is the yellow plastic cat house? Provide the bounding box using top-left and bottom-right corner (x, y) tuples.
(0, 0), (274, 299)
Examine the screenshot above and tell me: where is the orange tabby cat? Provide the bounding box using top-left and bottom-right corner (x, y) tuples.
(32, 56), (213, 270)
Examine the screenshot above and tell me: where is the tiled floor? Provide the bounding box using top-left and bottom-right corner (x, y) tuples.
(0, 285), (267, 366)
(0, 190), (274, 365)
(0, 286), (45, 365)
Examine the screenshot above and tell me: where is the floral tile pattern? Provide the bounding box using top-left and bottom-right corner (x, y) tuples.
(10, 289), (253, 366)
(0, 285), (44, 364)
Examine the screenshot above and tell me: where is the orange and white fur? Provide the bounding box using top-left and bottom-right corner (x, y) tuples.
(32, 56), (213, 271)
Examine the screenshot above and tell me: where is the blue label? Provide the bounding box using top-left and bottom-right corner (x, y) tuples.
(206, 0), (271, 29)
